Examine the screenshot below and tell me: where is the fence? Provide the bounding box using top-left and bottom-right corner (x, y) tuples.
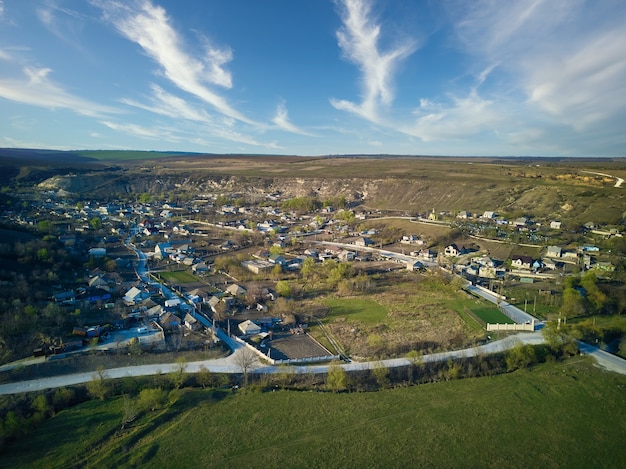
(232, 335), (339, 366)
(486, 321), (534, 332)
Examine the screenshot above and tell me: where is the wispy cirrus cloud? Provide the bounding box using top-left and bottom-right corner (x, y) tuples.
(330, 0), (417, 123)
(0, 65), (118, 117)
(405, 89), (507, 142)
(121, 84), (213, 123)
(36, 0), (90, 47)
(94, 0), (257, 126)
(272, 102), (315, 136)
(449, 0), (626, 132)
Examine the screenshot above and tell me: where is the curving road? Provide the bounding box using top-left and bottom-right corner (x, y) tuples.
(0, 331), (543, 395)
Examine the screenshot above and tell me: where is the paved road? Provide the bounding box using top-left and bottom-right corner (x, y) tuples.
(0, 332), (541, 394)
(577, 341), (626, 375)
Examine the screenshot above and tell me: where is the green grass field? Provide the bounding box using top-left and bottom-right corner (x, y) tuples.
(472, 306), (515, 324)
(158, 270), (199, 284)
(3, 358), (625, 468)
(323, 298), (388, 324)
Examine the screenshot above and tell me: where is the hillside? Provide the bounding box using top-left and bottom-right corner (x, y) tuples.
(3, 358), (625, 468)
(27, 154), (626, 226)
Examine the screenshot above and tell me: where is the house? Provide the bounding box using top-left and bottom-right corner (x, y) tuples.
(406, 260), (424, 271)
(88, 247), (107, 258)
(238, 319), (261, 336)
(511, 255), (533, 270)
(545, 246), (562, 258)
(550, 221), (562, 230)
(513, 217), (529, 228)
(444, 244), (460, 257)
(159, 311), (180, 331)
(192, 262), (210, 273)
(146, 304), (163, 317)
(88, 275), (110, 291)
(353, 237), (374, 247)
(456, 211), (472, 219)
(242, 260), (272, 274)
(482, 211), (496, 220)
(414, 249), (436, 261)
(339, 250), (356, 261)
(184, 313), (201, 331)
(268, 253), (287, 265)
(207, 296), (221, 313)
(154, 242), (172, 259)
(401, 235), (423, 245)
(123, 286), (150, 305)
(226, 283), (247, 297)
(54, 290), (75, 303)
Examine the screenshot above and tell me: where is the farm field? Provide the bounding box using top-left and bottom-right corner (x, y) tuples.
(3, 358), (624, 468)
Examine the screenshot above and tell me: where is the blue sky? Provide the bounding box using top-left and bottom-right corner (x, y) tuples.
(0, 0), (625, 157)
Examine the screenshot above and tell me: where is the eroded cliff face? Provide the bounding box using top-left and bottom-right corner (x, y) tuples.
(35, 169), (620, 224)
(37, 172), (377, 203)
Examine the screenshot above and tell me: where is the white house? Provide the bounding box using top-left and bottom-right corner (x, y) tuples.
(238, 319), (261, 336)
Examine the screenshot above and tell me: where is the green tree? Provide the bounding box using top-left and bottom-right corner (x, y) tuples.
(372, 362), (390, 389)
(562, 287), (584, 318)
(37, 220), (52, 233)
(168, 357), (187, 389)
(505, 342), (537, 371)
(276, 280), (292, 298)
(139, 193), (152, 204)
(326, 362), (348, 392)
(31, 394), (51, 417)
(36, 248), (49, 262)
(580, 272), (607, 314)
(89, 217), (103, 231)
(138, 387), (168, 411)
(269, 245), (285, 256)
(87, 367), (109, 400)
(197, 365), (214, 389)
(542, 320), (578, 356)
(301, 257), (317, 279)
(52, 388), (75, 412)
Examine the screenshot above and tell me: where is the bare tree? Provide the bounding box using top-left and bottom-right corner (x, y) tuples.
(121, 394), (139, 430)
(234, 346), (258, 386)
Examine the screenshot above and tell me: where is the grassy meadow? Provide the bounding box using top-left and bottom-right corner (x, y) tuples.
(3, 358), (625, 468)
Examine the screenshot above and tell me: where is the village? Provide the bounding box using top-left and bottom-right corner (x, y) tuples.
(2, 181), (621, 366)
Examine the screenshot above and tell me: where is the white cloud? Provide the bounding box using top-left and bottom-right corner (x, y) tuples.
(404, 89), (506, 142)
(95, 0), (256, 125)
(331, 0), (417, 122)
(525, 28), (626, 129)
(0, 66), (118, 117)
(121, 84), (213, 123)
(36, 1), (89, 46)
(101, 120), (163, 139)
(449, 0), (626, 131)
(272, 102), (315, 136)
